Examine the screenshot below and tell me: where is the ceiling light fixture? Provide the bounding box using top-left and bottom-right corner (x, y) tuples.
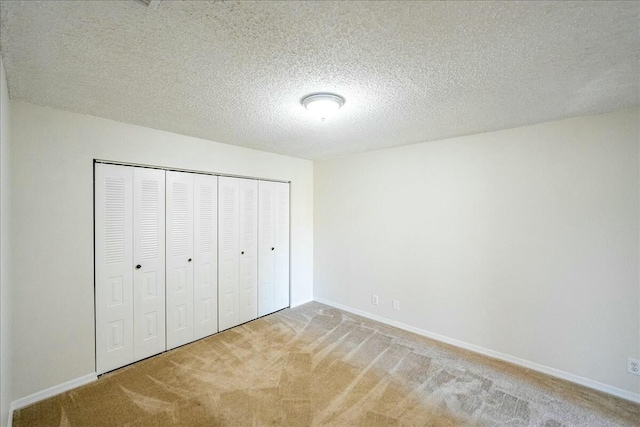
(301, 93), (345, 121)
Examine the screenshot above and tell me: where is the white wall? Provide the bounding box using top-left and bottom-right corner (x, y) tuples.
(10, 101), (313, 400)
(0, 59), (12, 427)
(314, 109), (640, 397)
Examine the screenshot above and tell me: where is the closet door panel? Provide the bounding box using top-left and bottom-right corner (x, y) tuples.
(166, 171), (195, 350)
(274, 182), (290, 311)
(133, 167), (166, 361)
(95, 164), (134, 374)
(194, 174), (218, 339)
(258, 181), (275, 317)
(238, 179), (258, 324)
(218, 177), (240, 331)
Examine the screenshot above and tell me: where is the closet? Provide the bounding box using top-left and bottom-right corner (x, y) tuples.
(95, 162), (289, 374)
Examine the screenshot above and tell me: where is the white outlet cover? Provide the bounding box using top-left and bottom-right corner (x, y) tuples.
(628, 357), (640, 375)
(372, 294), (379, 306)
(392, 299), (400, 311)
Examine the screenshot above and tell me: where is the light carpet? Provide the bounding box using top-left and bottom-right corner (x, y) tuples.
(13, 302), (639, 426)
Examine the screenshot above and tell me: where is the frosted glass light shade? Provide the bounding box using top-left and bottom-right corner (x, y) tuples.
(301, 93), (345, 120)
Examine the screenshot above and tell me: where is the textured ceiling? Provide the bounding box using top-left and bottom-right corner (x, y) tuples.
(1, 1), (638, 160)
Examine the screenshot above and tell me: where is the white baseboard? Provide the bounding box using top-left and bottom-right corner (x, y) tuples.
(8, 372), (97, 426)
(290, 298), (313, 308)
(314, 297), (640, 404)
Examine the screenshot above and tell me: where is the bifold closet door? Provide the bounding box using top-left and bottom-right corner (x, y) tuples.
(166, 172), (219, 349)
(219, 177), (258, 331)
(258, 181), (275, 317)
(96, 164), (134, 374)
(132, 167), (166, 361)
(258, 181), (290, 317)
(166, 171), (195, 350)
(239, 178), (258, 323)
(193, 174), (218, 340)
(96, 164), (166, 374)
(273, 181), (290, 311)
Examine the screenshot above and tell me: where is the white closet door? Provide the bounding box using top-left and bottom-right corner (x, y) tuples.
(95, 164), (134, 374)
(193, 174), (218, 339)
(166, 171), (195, 349)
(133, 167), (166, 361)
(273, 182), (290, 311)
(258, 181), (275, 317)
(238, 179), (258, 324)
(218, 177), (240, 331)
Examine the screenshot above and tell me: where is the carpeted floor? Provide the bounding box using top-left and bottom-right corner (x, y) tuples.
(13, 302), (639, 426)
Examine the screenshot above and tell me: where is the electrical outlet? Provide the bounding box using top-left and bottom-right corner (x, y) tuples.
(392, 299), (400, 311)
(371, 294), (379, 306)
(628, 358), (640, 375)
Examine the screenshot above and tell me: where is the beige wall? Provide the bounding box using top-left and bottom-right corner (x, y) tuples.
(9, 101), (313, 400)
(0, 59), (13, 427)
(7, 97), (639, 403)
(314, 109), (640, 397)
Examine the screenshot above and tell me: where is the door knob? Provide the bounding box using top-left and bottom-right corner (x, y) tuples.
(241, 251), (245, 255)
(188, 258), (192, 262)
(271, 247), (274, 251)
(136, 265), (141, 269)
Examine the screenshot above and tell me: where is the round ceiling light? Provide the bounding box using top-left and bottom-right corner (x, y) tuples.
(301, 93), (345, 121)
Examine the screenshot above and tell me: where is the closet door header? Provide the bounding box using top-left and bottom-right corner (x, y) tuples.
(94, 160), (290, 184)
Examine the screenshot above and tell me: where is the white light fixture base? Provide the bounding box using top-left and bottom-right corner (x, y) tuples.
(301, 93), (345, 121)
